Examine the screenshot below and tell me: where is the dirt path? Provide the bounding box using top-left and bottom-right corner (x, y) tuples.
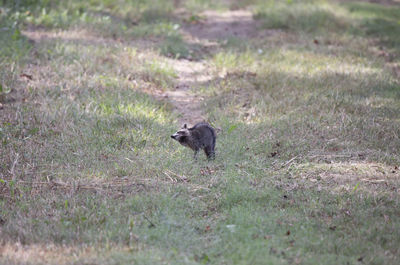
(162, 10), (260, 126)
(162, 59), (210, 125)
(23, 10), (261, 126)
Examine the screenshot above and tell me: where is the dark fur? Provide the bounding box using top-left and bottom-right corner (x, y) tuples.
(171, 122), (216, 160)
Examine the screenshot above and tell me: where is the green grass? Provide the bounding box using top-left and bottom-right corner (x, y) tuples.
(0, 9), (32, 101)
(344, 1), (400, 56)
(254, 1), (350, 34)
(160, 35), (191, 59)
(1, 0), (400, 264)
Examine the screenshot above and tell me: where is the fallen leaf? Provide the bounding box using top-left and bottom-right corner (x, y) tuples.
(226, 224), (236, 232)
(384, 214), (389, 223)
(20, 73), (33, 80)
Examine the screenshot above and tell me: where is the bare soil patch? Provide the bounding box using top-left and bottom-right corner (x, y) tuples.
(183, 10), (261, 43)
(158, 59), (210, 125)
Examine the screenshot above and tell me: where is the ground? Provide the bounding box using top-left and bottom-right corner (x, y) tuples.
(0, 0), (400, 264)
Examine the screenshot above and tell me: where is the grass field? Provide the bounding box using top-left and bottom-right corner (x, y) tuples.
(1, 0), (400, 264)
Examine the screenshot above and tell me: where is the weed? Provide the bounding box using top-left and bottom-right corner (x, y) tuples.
(160, 35), (191, 59)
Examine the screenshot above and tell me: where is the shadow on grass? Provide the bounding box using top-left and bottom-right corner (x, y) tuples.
(344, 1), (400, 55)
(254, 3), (348, 34)
(200, 68), (400, 164)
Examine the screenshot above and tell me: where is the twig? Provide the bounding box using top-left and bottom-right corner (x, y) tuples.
(164, 171), (176, 182)
(275, 153), (357, 171)
(171, 192), (181, 199)
(165, 170), (188, 182)
(17, 180), (49, 185)
(307, 154), (353, 159)
(142, 214), (156, 228)
(53, 181), (100, 190)
(125, 157), (134, 163)
(10, 153), (19, 181)
(14, 180), (147, 191)
(190, 185), (211, 192)
(361, 179), (386, 183)
(277, 155), (299, 170)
